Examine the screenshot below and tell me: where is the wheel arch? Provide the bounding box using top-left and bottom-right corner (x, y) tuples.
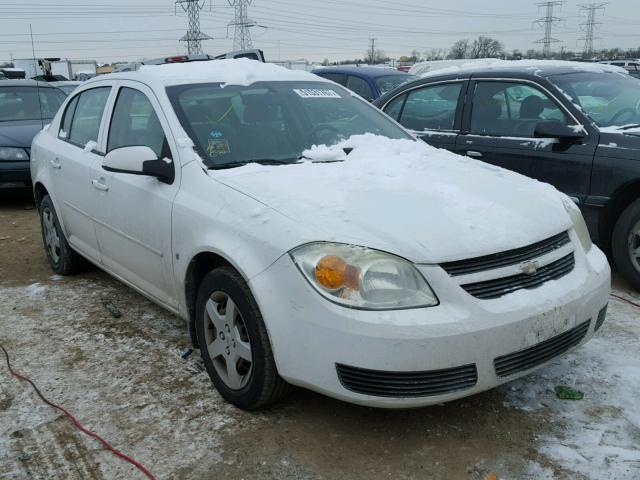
(599, 180), (640, 250)
(184, 250), (249, 347)
(33, 182), (49, 209)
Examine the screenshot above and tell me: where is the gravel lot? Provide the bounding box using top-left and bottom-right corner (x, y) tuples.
(1, 187), (639, 480)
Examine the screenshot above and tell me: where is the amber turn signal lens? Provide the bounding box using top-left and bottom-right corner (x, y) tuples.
(315, 255), (360, 290)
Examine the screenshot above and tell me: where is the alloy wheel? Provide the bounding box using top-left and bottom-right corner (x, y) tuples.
(42, 207), (61, 264)
(630, 219), (640, 272)
(203, 291), (253, 390)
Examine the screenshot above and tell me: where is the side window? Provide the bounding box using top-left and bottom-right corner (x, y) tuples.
(319, 73), (347, 86)
(346, 76), (374, 101)
(67, 87), (111, 147)
(108, 87), (167, 158)
(470, 82), (567, 137)
(383, 94), (406, 121)
(398, 83), (462, 132)
(59, 95), (79, 139)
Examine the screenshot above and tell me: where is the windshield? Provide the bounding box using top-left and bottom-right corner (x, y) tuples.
(56, 84), (79, 95)
(375, 74), (419, 95)
(167, 81), (411, 168)
(548, 72), (640, 128)
(0, 86), (66, 122)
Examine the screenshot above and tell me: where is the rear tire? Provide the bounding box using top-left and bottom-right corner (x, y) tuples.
(612, 198), (640, 290)
(195, 266), (292, 410)
(38, 195), (88, 275)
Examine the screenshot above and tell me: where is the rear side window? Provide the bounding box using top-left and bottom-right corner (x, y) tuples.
(64, 87), (111, 147)
(398, 83), (462, 131)
(383, 94), (406, 121)
(108, 87), (167, 158)
(59, 95), (79, 139)
(346, 75), (374, 101)
(319, 73), (347, 85)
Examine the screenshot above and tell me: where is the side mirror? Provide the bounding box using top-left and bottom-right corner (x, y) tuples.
(534, 121), (585, 142)
(103, 146), (174, 184)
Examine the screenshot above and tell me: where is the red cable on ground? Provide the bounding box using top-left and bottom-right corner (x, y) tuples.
(610, 293), (640, 309)
(0, 343), (156, 480)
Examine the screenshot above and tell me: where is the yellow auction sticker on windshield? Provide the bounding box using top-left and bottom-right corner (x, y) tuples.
(293, 89), (341, 98)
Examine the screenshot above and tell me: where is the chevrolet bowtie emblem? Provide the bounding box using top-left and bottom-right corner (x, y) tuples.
(520, 261), (540, 275)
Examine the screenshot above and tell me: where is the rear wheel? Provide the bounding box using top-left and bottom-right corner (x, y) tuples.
(38, 195), (88, 275)
(195, 267), (292, 410)
(612, 198), (640, 290)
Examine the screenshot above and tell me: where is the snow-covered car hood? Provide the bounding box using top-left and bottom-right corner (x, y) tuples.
(212, 135), (572, 263)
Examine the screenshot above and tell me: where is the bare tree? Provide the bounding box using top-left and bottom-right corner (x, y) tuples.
(448, 39), (470, 59)
(469, 36), (504, 58)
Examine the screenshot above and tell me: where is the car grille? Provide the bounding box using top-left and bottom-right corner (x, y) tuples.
(336, 363), (477, 398)
(460, 252), (575, 300)
(494, 319), (590, 378)
(441, 231), (571, 276)
(595, 305), (607, 331)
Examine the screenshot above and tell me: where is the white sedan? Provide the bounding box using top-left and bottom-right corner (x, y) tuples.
(30, 59), (610, 410)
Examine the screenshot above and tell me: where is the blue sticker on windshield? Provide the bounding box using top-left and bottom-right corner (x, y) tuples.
(209, 130), (224, 139)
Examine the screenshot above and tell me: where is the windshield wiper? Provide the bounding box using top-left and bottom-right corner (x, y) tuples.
(620, 124), (640, 130)
(297, 147), (353, 163)
(209, 158), (297, 170)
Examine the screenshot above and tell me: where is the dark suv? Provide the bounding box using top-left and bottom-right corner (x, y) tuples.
(374, 63), (640, 289)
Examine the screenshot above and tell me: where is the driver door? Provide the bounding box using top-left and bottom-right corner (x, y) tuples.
(455, 80), (597, 204)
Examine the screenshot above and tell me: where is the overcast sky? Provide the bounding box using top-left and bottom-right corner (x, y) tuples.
(0, 0), (637, 64)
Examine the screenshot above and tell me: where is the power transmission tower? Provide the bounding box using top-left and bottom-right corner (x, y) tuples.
(369, 38), (376, 63)
(228, 0), (254, 50)
(579, 3), (607, 58)
(176, 0), (212, 54)
(534, 1), (564, 58)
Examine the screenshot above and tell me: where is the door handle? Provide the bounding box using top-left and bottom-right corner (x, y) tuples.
(466, 151), (483, 158)
(49, 157), (62, 169)
(91, 179), (109, 191)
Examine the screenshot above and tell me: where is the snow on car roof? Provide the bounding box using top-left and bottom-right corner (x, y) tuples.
(139, 58), (327, 87)
(419, 59), (628, 78)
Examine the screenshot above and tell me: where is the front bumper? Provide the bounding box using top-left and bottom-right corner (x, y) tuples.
(0, 160), (31, 184)
(250, 237), (610, 408)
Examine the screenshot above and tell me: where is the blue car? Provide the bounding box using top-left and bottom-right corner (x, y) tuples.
(0, 80), (66, 186)
(312, 66), (418, 102)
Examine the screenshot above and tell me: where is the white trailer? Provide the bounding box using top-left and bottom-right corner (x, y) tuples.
(12, 58), (45, 79)
(50, 60), (97, 80)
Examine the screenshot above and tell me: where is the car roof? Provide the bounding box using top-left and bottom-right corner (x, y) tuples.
(312, 66), (407, 78)
(416, 60), (628, 81)
(81, 58), (327, 90)
(0, 79), (59, 88)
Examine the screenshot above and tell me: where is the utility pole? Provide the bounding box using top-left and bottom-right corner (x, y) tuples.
(579, 3), (606, 58)
(228, 0), (254, 50)
(534, 1), (563, 58)
(369, 38), (376, 64)
(176, 0), (212, 55)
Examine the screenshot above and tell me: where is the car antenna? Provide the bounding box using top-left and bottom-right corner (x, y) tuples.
(29, 24), (45, 127)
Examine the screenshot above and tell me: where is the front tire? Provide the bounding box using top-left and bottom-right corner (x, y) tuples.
(38, 195), (88, 275)
(195, 267), (291, 410)
(612, 198), (640, 290)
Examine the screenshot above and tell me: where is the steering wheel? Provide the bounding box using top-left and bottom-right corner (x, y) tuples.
(609, 107), (639, 125)
(308, 123), (341, 144)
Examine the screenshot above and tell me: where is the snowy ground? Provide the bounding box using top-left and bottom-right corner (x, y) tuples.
(0, 188), (638, 480)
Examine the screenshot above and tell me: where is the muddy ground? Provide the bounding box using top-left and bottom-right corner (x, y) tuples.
(0, 186), (638, 480)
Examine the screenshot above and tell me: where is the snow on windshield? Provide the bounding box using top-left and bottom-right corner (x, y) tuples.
(140, 58), (324, 87)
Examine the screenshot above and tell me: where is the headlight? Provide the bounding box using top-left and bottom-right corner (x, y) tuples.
(562, 197), (592, 252)
(0, 147), (29, 161)
(290, 242), (438, 310)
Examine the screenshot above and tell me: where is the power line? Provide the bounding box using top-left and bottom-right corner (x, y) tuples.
(579, 3), (607, 58)
(228, 0), (255, 50)
(175, 0), (212, 54)
(534, 1), (564, 57)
